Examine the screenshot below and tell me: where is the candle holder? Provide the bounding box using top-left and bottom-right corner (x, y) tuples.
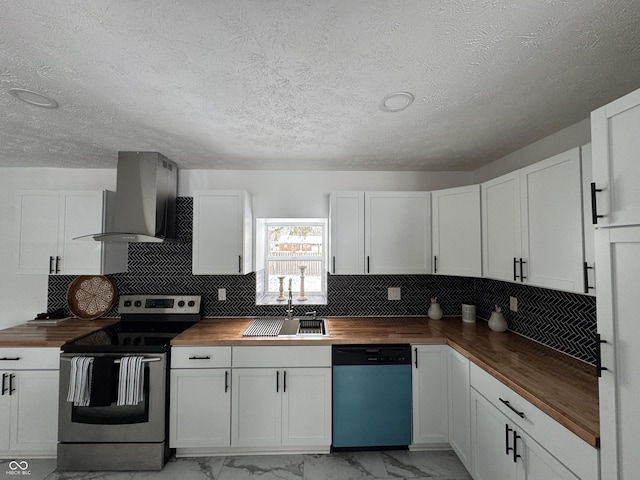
(276, 276), (286, 301)
(297, 266), (308, 301)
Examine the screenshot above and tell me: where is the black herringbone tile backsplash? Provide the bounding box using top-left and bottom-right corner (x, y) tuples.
(48, 197), (597, 365)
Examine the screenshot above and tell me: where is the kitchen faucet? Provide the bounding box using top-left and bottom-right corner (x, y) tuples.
(286, 278), (294, 320)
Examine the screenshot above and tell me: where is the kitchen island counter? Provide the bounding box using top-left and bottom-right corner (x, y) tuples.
(172, 316), (599, 448)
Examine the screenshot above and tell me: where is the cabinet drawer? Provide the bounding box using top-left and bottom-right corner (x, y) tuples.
(470, 363), (598, 480)
(232, 346), (331, 368)
(0, 347), (59, 370)
(171, 347), (231, 368)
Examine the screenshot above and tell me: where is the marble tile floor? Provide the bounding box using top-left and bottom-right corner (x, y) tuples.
(3, 450), (471, 480)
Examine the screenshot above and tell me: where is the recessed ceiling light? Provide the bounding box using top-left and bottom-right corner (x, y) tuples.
(380, 92), (414, 112)
(8, 88), (58, 108)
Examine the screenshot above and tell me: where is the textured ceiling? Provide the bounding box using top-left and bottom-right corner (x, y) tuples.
(2, 0), (640, 171)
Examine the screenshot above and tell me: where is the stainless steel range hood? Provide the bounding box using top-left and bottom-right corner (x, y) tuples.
(79, 151), (178, 243)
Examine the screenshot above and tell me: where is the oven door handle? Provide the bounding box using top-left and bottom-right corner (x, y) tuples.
(60, 357), (162, 363)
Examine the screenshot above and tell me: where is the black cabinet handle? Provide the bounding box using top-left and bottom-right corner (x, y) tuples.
(434, 256), (438, 274)
(283, 370), (287, 393)
(276, 370), (279, 392)
(0, 357), (21, 361)
(591, 183), (604, 225)
(583, 262), (595, 294)
(513, 257), (519, 281)
(188, 356), (211, 360)
(55, 256), (60, 274)
(49, 256), (55, 274)
(367, 256), (370, 273)
(9, 374), (15, 395)
(596, 334), (608, 377)
(238, 255), (242, 273)
(332, 256), (336, 274)
(512, 430), (522, 463)
(499, 398), (525, 418)
(1, 373), (7, 395)
(414, 347), (418, 368)
(519, 259), (527, 281)
(224, 370), (229, 393)
(505, 424), (513, 456)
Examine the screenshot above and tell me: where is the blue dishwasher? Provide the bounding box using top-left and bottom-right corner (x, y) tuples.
(332, 345), (412, 449)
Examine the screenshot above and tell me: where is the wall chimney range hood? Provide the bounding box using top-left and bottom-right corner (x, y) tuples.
(78, 151), (178, 243)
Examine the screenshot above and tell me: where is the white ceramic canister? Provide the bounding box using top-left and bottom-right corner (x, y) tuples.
(461, 304), (476, 323)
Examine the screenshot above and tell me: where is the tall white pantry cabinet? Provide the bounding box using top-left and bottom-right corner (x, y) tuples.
(591, 86), (640, 480)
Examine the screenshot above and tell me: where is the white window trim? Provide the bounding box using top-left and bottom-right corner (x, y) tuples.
(256, 218), (328, 306)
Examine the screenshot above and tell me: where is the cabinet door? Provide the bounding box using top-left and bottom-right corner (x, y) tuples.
(281, 368), (331, 447)
(58, 191), (106, 275)
(447, 348), (471, 471)
(329, 192), (365, 274)
(193, 191), (252, 274)
(365, 192), (431, 274)
(470, 389), (518, 480)
(432, 185), (482, 277)
(581, 144), (596, 296)
(412, 345), (448, 445)
(523, 430), (579, 480)
(10, 370), (59, 454)
(591, 87), (640, 227)
(481, 171), (522, 282)
(18, 192), (60, 274)
(170, 369), (231, 448)
(231, 368), (281, 447)
(595, 226), (640, 480)
(520, 148), (584, 292)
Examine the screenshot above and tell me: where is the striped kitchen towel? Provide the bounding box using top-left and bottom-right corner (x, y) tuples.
(117, 356), (145, 406)
(67, 356), (94, 406)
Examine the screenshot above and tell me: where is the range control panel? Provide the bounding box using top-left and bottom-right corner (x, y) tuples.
(118, 295), (201, 315)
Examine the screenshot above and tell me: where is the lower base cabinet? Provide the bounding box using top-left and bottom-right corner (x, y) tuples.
(447, 347), (471, 472)
(470, 363), (598, 480)
(0, 348), (59, 458)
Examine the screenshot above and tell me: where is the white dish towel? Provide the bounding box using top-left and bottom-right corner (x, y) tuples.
(67, 356), (94, 406)
(117, 356), (145, 406)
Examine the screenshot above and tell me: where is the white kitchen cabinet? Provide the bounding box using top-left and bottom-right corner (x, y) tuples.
(471, 389), (578, 480)
(595, 226), (640, 480)
(192, 190), (253, 274)
(470, 363), (598, 480)
(329, 191), (431, 274)
(481, 148), (585, 293)
(411, 345), (448, 447)
(591, 86), (640, 227)
(0, 348), (59, 457)
(169, 347), (232, 449)
(431, 185), (481, 277)
(18, 190), (127, 275)
(447, 347), (471, 472)
(580, 143), (596, 296)
(231, 346), (331, 451)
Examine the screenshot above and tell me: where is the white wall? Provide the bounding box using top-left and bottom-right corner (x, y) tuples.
(179, 170), (474, 218)
(473, 118), (591, 183)
(0, 167), (471, 329)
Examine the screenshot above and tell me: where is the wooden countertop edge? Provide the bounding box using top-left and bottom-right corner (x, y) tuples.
(446, 339), (599, 449)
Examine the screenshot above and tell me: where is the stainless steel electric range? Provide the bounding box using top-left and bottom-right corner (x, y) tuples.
(57, 294), (202, 471)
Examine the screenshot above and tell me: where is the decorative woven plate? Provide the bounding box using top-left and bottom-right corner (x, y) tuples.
(67, 275), (117, 320)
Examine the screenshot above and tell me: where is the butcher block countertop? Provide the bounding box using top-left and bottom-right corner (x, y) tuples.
(0, 318), (118, 347)
(172, 316), (599, 448)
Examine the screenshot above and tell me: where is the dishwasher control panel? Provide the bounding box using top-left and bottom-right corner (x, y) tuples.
(332, 345), (411, 365)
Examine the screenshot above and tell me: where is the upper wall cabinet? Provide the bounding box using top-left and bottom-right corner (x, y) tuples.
(330, 192), (431, 274)
(482, 148), (585, 293)
(192, 190), (253, 275)
(18, 190), (127, 275)
(431, 185), (481, 277)
(591, 86), (640, 227)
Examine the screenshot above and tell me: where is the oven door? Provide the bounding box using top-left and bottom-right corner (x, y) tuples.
(58, 353), (166, 443)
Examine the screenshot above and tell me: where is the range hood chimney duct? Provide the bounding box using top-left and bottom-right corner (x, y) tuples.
(79, 151), (178, 243)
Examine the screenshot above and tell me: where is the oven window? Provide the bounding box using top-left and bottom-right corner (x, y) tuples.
(71, 366), (150, 425)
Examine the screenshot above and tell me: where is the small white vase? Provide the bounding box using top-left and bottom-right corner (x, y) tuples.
(488, 305), (508, 332)
(428, 297), (443, 320)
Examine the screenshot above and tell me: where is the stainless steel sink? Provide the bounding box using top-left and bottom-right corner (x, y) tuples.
(242, 317), (328, 338)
